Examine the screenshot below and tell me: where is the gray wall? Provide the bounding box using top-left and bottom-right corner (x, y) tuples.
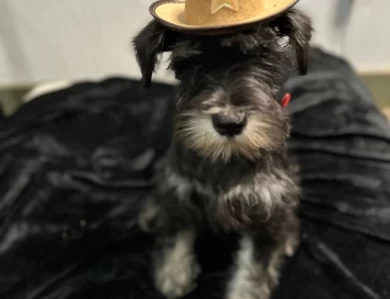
(0, 0), (389, 85)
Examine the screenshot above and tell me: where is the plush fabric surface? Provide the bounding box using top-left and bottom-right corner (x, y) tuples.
(0, 48), (389, 299)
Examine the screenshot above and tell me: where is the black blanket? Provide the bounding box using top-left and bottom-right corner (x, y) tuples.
(0, 49), (389, 299)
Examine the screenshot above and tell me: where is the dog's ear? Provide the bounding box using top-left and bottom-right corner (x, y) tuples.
(274, 9), (313, 75)
(132, 20), (174, 88)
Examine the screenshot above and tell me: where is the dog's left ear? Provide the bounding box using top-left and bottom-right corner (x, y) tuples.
(132, 20), (174, 88)
(273, 9), (313, 75)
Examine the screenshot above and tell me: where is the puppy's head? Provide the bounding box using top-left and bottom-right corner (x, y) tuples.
(133, 10), (312, 162)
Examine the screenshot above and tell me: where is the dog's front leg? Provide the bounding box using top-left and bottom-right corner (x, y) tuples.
(226, 234), (285, 299)
(154, 229), (200, 299)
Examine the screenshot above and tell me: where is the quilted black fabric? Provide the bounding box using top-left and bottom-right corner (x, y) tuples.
(0, 48), (389, 299)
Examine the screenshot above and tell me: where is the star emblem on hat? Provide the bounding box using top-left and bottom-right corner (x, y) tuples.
(211, 0), (239, 15)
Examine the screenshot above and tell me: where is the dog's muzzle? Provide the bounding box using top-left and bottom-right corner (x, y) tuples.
(212, 112), (247, 137)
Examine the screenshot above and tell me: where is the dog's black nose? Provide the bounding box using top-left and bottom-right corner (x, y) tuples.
(212, 113), (247, 136)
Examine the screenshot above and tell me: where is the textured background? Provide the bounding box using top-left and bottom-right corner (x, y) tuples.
(0, 49), (389, 299)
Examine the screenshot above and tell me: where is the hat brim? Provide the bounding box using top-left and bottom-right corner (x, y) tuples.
(150, 0), (300, 35)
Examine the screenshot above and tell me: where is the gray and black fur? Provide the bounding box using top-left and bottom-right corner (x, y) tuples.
(133, 9), (312, 299)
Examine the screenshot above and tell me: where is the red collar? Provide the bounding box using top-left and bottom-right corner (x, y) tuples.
(281, 93), (291, 108)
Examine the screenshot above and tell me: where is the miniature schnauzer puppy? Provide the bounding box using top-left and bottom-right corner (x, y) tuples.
(133, 8), (312, 299)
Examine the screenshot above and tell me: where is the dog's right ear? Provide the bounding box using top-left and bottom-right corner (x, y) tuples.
(273, 9), (313, 75)
(132, 20), (174, 88)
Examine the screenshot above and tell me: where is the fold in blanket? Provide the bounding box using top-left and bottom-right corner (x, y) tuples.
(0, 48), (389, 299)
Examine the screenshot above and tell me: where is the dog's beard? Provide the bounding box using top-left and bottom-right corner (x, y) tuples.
(175, 111), (286, 162)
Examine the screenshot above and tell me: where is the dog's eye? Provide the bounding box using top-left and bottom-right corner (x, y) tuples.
(170, 58), (200, 80)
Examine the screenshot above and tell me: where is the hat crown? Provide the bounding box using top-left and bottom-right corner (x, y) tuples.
(150, 0), (299, 33)
(184, 0), (266, 26)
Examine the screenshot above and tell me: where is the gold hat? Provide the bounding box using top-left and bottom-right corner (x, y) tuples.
(150, 0), (299, 34)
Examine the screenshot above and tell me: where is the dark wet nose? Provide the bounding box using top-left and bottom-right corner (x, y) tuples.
(212, 113), (247, 137)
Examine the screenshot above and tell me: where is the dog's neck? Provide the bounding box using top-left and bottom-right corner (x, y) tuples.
(166, 140), (286, 191)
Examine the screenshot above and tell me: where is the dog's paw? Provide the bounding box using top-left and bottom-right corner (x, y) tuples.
(227, 287), (271, 299)
(284, 233), (300, 257)
(227, 284), (272, 299)
(138, 198), (166, 233)
(155, 253), (201, 299)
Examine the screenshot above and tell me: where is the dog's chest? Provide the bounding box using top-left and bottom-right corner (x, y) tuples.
(161, 166), (291, 229)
